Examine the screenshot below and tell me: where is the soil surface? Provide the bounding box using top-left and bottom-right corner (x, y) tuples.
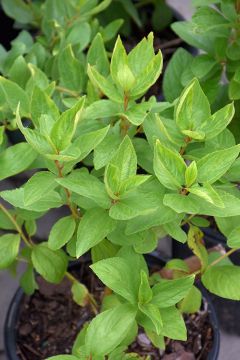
(16, 260), (214, 360)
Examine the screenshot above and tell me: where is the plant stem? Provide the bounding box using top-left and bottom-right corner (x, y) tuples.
(56, 86), (79, 98)
(54, 160), (79, 219)
(208, 247), (238, 267)
(179, 136), (192, 155)
(181, 214), (195, 226)
(0, 203), (32, 248)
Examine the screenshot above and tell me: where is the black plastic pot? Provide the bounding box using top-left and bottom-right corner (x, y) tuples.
(4, 254), (220, 360)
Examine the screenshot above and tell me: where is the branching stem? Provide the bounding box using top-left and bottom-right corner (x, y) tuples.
(0, 203), (32, 248)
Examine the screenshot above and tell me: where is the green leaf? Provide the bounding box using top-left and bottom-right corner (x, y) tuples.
(138, 303), (162, 335)
(163, 222), (187, 243)
(50, 97), (85, 151)
(31, 86), (59, 126)
(188, 183), (224, 208)
(76, 208), (116, 257)
(24, 171), (57, 206)
(188, 226), (208, 271)
(163, 48), (193, 102)
(48, 216), (76, 250)
(161, 306), (187, 340)
(71, 282), (89, 306)
(227, 227), (240, 248)
(73, 125), (110, 161)
(185, 161), (197, 188)
(57, 170), (110, 209)
(46, 356), (79, 360)
(130, 51), (163, 99)
(87, 65), (122, 103)
(138, 271), (152, 304)
(197, 145), (240, 184)
(91, 257), (137, 303)
(202, 265), (240, 300)
(179, 285), (202, 314)
(154, 140), (186, 190)
(20, 265), (38, 295)
(8, 55), (30, 88)
(105, 135), (137, 197)
(175, 78), (210, 133)
(164, 190), (240, 217)
(0, 143), (37, 181)
(87, 33), (109, 75)
(120, 102), (152, 126)
(151, 276), (195, 308)
(191, 54), (218, 78)
(31, 243), (68, 283)
(110, 36), (130, 88)
(0, 234), (20, 269)
(58, 45), (85, 92)
(2, 0), (33, 24)
(0, 76), (29, 116)
(203, 103), (235, 140)
(1, 188), (62, 212)
(85, 304), (137, 356)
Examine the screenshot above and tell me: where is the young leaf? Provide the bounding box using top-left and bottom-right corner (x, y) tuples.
(105, 135), (137, 196)
(202, 265), (240, 300)
(71, 282), (89, 306)
(0, 143), (37, 181)
(76, 208), (116, 257)
(138, 303), (162, 335)
(188, 226), (208, 271)
(175, 78), (210, 133)
(154, 140), (186, 190)
(31, 243), (68, 283)
(138, 271), (152, 304)
(0, 234), (20, 269)
(204, 102), (235, 140)
(185, 161), (197, 188)
(85, 304), (137, 356)
(50, 97), (85, 151)
(31, 86), (59, 126)
(91, 257), (137, 303)
(87, 33), (109, 75)
(197, 145), (240, 184)
(87, 65), (122, 103)
(48, 216), (76, 250)
(151, 276), (195, 308)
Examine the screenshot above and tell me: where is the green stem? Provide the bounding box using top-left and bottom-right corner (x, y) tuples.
(0, 203), (32, 248)
(56, 86), (79, 98)
(181, 214), (195, 226)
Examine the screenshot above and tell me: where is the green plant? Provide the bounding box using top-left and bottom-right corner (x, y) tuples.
(1, 10), (240, 360)
(164, 0), (240, 139)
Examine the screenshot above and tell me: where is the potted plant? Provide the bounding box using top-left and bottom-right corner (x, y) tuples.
(162, 0), (240, 263)
(1, 25), (240, 358)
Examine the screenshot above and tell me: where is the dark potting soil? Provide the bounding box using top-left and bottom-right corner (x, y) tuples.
(16, 262), (214, 360)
